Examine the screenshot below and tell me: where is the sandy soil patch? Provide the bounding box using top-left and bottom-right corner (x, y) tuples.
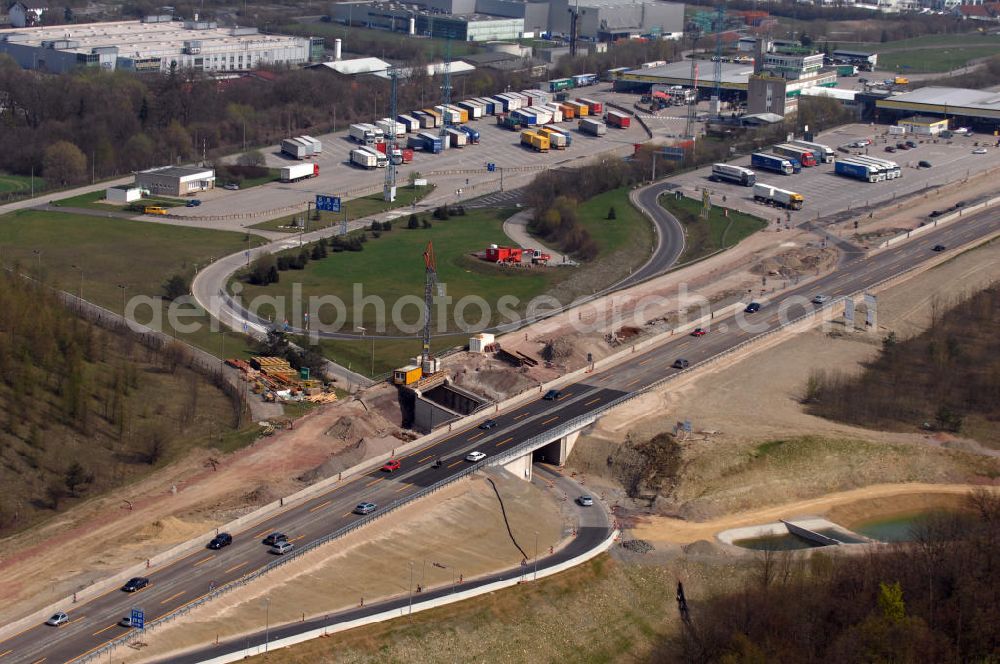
(630, 483), (997, 545)
(122, 470), (569, 663)
(0, 388), (406, 627)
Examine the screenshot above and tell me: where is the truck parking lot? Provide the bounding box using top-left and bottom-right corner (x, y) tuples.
(666, 124), (1000, 222)
(167, 93), (646, 225)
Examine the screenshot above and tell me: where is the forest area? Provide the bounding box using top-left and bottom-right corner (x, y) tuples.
(806, 284), (1000, 447)
(658, 491), (1000, 663)
(0, 271), (245, 537)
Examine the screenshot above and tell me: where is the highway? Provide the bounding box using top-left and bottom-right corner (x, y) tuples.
(2, 208), (997, 663)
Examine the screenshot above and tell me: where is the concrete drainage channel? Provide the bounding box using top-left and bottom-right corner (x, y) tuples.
(719, 518), (872, 551)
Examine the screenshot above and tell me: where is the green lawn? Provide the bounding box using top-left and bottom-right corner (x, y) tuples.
(659, 193), (767, 264)
(0, 210), (264, 359)
(846, 34), (1000, 73)
(216, 168), (281, 189)
(237, 207), (558, 336)
(854, 33), (1000, 52)
(0, 173), (44, 196)
(249, 185), (435, 234)
(576, 188), (654, 258)
(53, 190), (185, 212)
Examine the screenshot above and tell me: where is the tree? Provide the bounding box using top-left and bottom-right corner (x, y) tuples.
(310, 241), (327, 260)
(237, 150), (265, 167)
(422, 218), (432, 229)
(248, 254), (277, 285)
(43, 140), (87, 186)
(878, 581), (906, 623)
(408, 214), (420, 229)
(162, 274), (189, 300)
(64, 461), (91, 497)
(607, 206), (617, 220)
(46, 481), (68, 510)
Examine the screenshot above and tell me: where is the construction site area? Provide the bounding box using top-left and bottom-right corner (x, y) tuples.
(225, 356), (339, 405)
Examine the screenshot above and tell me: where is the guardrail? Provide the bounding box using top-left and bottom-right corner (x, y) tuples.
(70, 219), (1000, 662)
(875, 193), (1000, 251)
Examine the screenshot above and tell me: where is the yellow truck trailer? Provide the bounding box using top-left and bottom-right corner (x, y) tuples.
(520, 130), (550, 152)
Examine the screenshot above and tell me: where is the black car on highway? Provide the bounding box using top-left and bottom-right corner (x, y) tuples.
(263, 532), (288, 546)
(744, 302), (761, 313)
(207, 533), (232, 549)
(121, 577), (149, 593)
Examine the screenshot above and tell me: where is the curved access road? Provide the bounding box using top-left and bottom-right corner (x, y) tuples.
(1, 207), (996, 664)
(621, 180), (686, 288)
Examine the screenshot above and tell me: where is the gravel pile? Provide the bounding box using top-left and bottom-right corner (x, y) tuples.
(620, 539), (654, 554)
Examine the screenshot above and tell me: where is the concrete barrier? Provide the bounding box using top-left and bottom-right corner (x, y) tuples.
(186, 529), (618, 664)
(874, 193), (1000, 252)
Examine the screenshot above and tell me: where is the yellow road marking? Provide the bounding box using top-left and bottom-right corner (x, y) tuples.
(160, 591), (186, 605)
(540, 416), (559, 426)
(342, 512), (353, 518)
(626, 378), (642, 387)
(290, 535), (306, 542)
(365, 477), (384, 488)
(638, 357), (652, 365)
(67, 616), (86, 625)
(495, 436), (514, 447)
(417, 454), (433, 463)
(448, 459), (464, 468)
(92, 624), (117, 636)
(192, 556), (214, 567)
(514, 412), (530, 420)
(396, 485), (412, 493)
(223, 561), (248, 574)
(308, 500), (332, 513)
(468, 431), (485, 442)
(0, 650), (12, 658)
(30, 658), (45, 664)
(253, 527), (274, 539)
(584, 397), (601, 406)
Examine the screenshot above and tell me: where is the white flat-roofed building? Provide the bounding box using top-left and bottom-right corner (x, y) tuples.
(0, 18), (319, 73)
(135, 166), (215, 197)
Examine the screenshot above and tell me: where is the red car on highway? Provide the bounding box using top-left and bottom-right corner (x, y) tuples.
(381, 459), (401, 472)
(690, 328), (707, 337)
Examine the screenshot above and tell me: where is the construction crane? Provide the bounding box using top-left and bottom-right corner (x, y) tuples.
(384, 67), (398, 202)
(421, 241), (437, 367)
(711, 4), (725, 117)
(440, 38), (452, 150)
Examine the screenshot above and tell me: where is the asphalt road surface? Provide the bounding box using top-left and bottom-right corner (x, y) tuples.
(2, 209), (996, 663)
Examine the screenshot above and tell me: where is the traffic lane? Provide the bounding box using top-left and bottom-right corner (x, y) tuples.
(623, 183), (686, 286)
(11, 212), (998, 663)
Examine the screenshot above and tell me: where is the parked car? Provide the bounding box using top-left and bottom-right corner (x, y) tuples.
(46, 612), (69, 626)
(121, 577), (149, 593)
(478, 419), (498, 430)
(672, 359), (690, 369)
(932, 244), (946, 252)
(577, 495), (594, 507)
(895, 142), (909, 150)
(543, 389), (562, 401)
(353, 502), (377, 515)
(262, 532), (287, 546)
(744, 302), (761, 313)
(207, 532), (232, 549)
(269, 541), (294, 555)
(885, 146), (896, 153)
(905, 140), (917, 148)
(223, 183), (240, 190)
(973, 147), (988, 154)
(465, 451), (487, 462)
(811, 294), (831, 305)
(381, 459), (401, 472)
(185, 199), (202, 207)
(690, 327), (707, 337)
(918, 160), (932, 168)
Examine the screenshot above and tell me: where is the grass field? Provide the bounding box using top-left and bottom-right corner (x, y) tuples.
(216, 167), (281, 189)
(53, 190), (185, 212)
(659, 194), (767, 264)
(237, 207), (556, 337)
(849, 34), (1000, 73)
(301, 333), (470, 378)
(0, 173), (44, 196)
(576, 188), (654, 259)
(0, 210), (264, 359)
(249, 185), (435, 234)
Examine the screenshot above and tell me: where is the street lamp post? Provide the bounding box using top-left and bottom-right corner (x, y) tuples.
(264, 597), (270, 654)
(32, 249), (41, 273)
(408, 561), (414, 616)
(356, 326), (375, 377)
(534, 531), (538, 581)
(117, 284), (127, 322)
(70, 264), (83, 300)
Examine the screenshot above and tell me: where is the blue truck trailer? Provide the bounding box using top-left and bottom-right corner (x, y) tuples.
(750, 152), (795, 176)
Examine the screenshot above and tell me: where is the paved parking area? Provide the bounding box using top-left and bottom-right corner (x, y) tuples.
(169, 96), (646, 225)
(664, 123), (1000, 222)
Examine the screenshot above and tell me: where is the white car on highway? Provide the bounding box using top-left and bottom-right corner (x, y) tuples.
(465, 451), (487, 462)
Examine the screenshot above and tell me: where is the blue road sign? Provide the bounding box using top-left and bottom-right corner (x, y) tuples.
(662, 146), (686, 161)
(316, 195), (342, 213)
(131, 608), (145, 630)
(487, 162), (496, 172)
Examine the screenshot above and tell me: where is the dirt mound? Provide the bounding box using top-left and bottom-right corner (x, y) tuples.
(542, 337), (574, 362)
(244, 484), (282, 506)
(297, 439), (371, 483)
(750, 245), (838, 279)
(133, 516), (211, 543)
(682, 539), (726, 557)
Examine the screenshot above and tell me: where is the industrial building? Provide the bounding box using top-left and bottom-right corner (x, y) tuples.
(875, 86), (1000, 132)
(0, 17), (320, 73)
(135, 166), (215, 197)
(761, 51), (824, 80)
(332, 0), (684, 41)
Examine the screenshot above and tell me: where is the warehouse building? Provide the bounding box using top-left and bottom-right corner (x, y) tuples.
(0, 18), (319, 73)
(135, 166), (215, 197)
(546, 0), (685, 40)
(333, 2), (525, 41)
(875, 87), (1000, 132)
